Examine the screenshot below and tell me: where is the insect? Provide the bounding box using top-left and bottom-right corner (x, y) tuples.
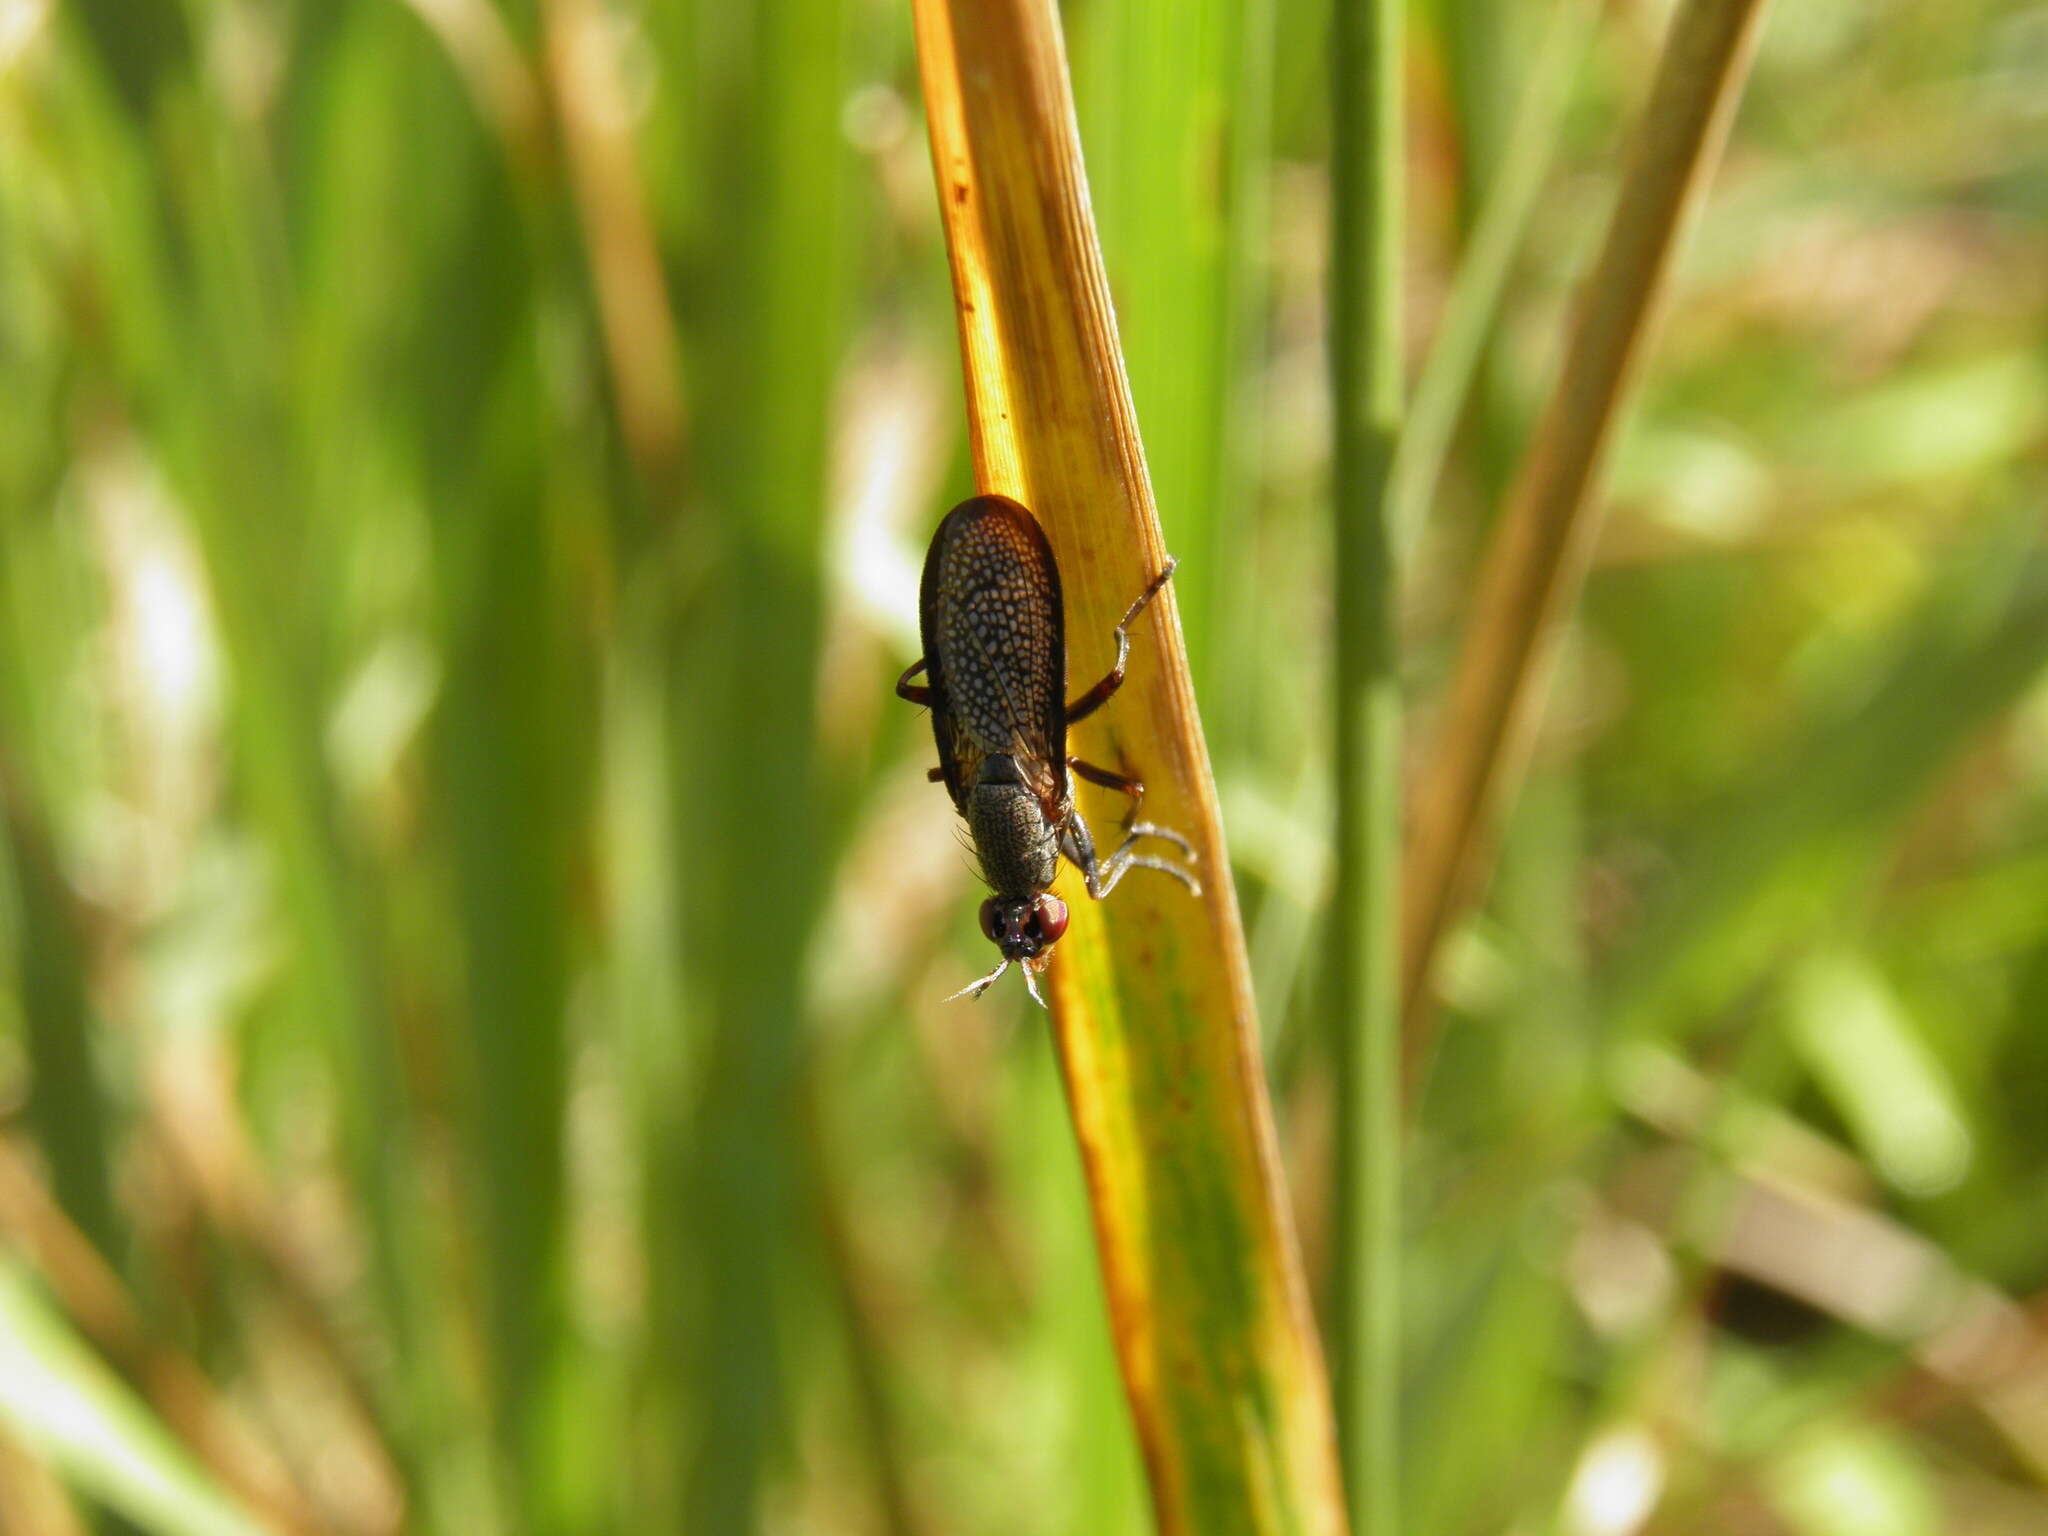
(896, 493), (1201, 1006)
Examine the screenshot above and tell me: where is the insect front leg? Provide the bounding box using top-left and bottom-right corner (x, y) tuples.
(1059, 808), (1202, 900)
(1065, 558), (1177, 724)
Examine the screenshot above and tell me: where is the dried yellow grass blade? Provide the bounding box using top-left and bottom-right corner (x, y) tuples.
(912, 4), (1346, 1533)
(1399, 0), (1772, 1060)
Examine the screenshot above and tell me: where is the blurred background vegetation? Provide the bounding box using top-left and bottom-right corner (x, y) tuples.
(2, 0), (2047, 1532)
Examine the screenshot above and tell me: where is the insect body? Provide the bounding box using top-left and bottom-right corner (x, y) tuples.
(896, 494), (1201, 1006)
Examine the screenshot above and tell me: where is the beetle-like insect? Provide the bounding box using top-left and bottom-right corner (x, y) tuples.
(897, 494), (1201, 1006)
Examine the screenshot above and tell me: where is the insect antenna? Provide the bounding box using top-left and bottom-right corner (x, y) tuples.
(945, 957), (1011, 1002)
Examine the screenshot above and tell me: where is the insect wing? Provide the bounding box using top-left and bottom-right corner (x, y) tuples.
(918, 496), (1067, 808)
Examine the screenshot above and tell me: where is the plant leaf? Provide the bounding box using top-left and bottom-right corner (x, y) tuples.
(912, 4), (1345, 1532)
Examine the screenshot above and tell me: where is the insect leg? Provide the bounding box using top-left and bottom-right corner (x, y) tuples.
(1124, 822), (1197, 859)
(899, 662), (947, 780)
(1060, 809), (1202, 900)
(1065, 558), (1177, 723)
(1088, 835), (1203, 899)
(1060, 808), (1099, 876)
(1068, 755), (1146, 827)
(896, 658), (935, 707)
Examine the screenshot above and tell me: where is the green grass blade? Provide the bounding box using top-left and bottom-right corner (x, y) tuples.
(669, 0), (854, 1527)
(406, 134), (604, 1511)
(1, 769), (119, 1260)
(1072, 0), (1240, 684)
(1326, 0), (1405, 1525)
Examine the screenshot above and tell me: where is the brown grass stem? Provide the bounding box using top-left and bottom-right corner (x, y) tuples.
(1399, 0), (1773, 1073)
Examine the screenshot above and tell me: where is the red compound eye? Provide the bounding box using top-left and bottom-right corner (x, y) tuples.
(978, 898), (1004, 945)
(1032, 894), (1069, 946)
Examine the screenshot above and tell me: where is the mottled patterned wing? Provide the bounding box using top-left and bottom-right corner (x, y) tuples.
(918, 495), (1067, 813)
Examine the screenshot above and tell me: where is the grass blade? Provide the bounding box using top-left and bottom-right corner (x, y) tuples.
(0, 1139), (322, 1534)
(1392, 0), (1596, 550)
(669, 0), (854, 1527)
(0, 771), (119, 1259)
(0, 1259), (277, 1536)
(1399, 0), (1773, 1062)
(912, 3), (1344, 1530)
(1070, 0), (1242, 683)
(1326, 0), (1404, 1526)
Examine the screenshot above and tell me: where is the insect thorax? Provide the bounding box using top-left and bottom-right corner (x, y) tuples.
(967, 756), (1061, 898)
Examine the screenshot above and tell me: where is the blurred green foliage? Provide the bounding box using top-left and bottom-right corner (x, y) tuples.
(0, 0), (2046, 1532)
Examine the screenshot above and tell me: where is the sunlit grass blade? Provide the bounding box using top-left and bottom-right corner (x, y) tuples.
(0, 1259), (277, 1536)
(0, 1138), (325, 1534)
(913, 2), (1345, 1530)
(1069, 10), (1273, 1521)
(1399, 0), (1773, 1063)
